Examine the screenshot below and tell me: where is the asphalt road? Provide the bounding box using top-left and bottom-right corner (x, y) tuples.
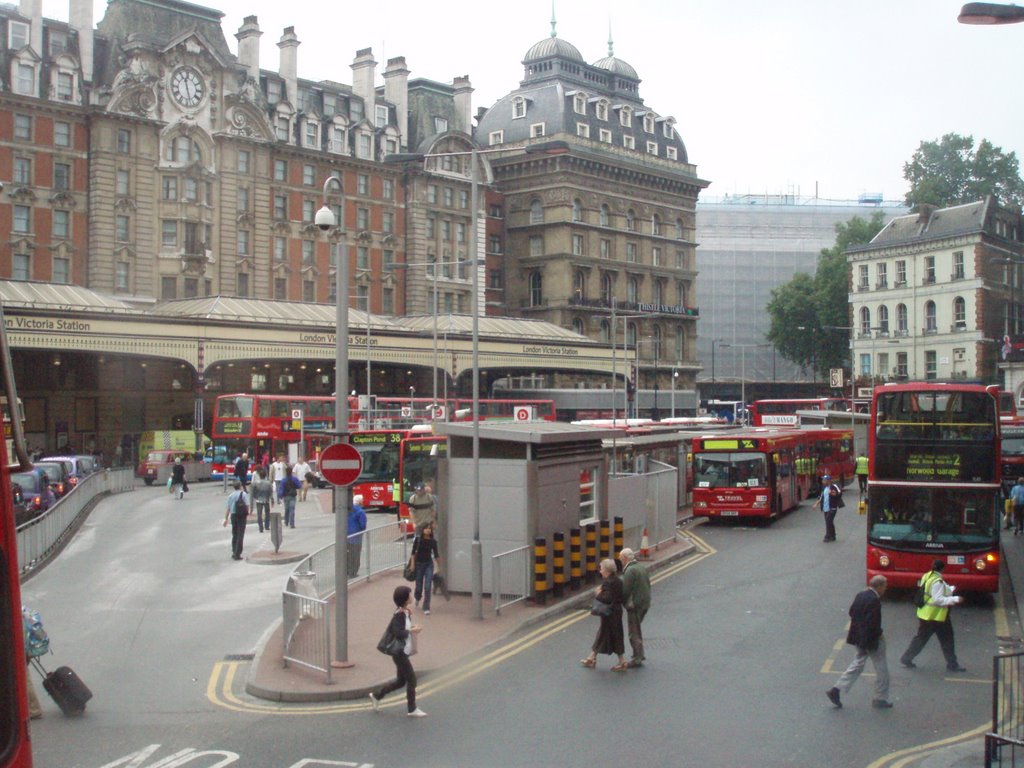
(23, 484), (1010, 768)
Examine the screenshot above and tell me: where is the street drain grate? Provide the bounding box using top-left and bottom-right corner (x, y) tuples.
(224, 653), (255, 661)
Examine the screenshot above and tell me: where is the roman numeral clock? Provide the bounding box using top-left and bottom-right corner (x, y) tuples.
(170, 67), (205, 109)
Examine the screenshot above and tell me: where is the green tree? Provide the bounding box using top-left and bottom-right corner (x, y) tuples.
(904, 133), (1024, 209)
(767, 212), (887, 380)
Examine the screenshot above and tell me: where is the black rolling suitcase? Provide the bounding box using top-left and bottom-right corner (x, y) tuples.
(31, 658), (92, 715)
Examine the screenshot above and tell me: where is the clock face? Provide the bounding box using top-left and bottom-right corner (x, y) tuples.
(171, 68), (204, 108)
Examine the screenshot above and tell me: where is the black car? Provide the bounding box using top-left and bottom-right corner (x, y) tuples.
(11, 468), (55, 525)
(34, 460), (72, 498)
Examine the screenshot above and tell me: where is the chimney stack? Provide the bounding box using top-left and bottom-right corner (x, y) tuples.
(383, 56), (409, 149)
(69, 0), (94, 83)
(351, 48), (377, 116)
(235, 16), (262, 82)
(453, 75), (473, 134)
(19, 0), (43, 58)
(277, 26), (299, 107)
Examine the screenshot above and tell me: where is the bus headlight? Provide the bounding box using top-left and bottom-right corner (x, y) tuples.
(878, 555), (890, 568)
(976, 554), (997, 571)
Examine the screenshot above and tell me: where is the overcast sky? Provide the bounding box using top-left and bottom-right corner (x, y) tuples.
(77, 0), (1024, 203)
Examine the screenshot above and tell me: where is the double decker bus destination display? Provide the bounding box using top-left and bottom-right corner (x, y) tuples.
(875, 443), (992, 482)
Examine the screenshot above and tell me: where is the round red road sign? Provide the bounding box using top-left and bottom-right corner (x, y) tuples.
(319, 442), (363, 487)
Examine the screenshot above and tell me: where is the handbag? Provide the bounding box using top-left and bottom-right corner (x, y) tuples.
(403, 557), (415, 582)
(376, 627), (405, 656)
(167, 477), (173, 492)
(590, 599), (613, 617)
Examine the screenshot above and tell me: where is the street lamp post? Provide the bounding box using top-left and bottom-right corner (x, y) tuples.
(671, 366), (679, 418)
(313, 174), (352, 668)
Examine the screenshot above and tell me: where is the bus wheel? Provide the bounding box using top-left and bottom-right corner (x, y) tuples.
(143, 478), (154, 486)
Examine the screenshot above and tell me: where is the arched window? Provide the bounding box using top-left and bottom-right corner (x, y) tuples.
(677, 282), (687, 307)
(627, 276), (639, 303)
(600, 319), (611, 342)
(572, 317), (584, 335)
(599, 204), (610, 227)
(626, 209), (637, 232)
(530, 198), (543, 224)
(652, 214), (661, 236)
(653, 280), (663, 305)
(953, 296), (966, 328)
(859, 306), (871, 335)
(878, 305), (889, 334)
(896, 303), (908, 334)
(529, 270), (543, 307)
(925, 300), (937, 332)
(601, 273), (613, 304)
(626, 321), (637, 348)
(676, 325), (685, 362)
(573, 269), (586, 301)
(572, 198), (583, 222)
(169, 135), (201, 164)
(652, 325), (663, 359)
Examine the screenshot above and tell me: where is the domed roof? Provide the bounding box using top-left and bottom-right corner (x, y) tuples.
(592, 56), (638, 80)
(524, 34), (584, 64)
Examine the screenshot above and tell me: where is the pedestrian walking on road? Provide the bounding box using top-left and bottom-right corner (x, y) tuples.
(580, 558), (627, 671)
(855, 452), (869, 496)
(827, 574), (892, 709)
(278, 465), (301, 528)
(411, 523), (441, 614)
(1011, 476), (1024, 535)
(814, 474), (843, 542)
(618, 547), (651, 668)
(269, 454), (287, 498)
(369, 585), (426, 717)
(170, 457), (187, 499)
(347, 494), (368, 578)
(234, 453), (251, 493)
(223, 481), (250, 560)
(251, 466), (274, 533)
(899, 560), (967, 673)
(293, 457), (312, 501)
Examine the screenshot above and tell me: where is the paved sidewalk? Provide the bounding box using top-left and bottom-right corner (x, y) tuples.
(245, 522), (698, 702)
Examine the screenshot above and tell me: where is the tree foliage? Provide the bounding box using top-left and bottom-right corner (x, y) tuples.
(767, 212), (887, 380)
(903, 133), (1024, 210)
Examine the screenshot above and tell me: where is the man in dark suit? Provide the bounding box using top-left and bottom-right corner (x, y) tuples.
(827, 575), (892, 709)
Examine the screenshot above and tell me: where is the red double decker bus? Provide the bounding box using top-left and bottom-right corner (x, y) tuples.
(691, 430), (811, 520)
(800, 427), (855, 493)
(866, 383), (1001, 592)
(749, 398), (848, 427)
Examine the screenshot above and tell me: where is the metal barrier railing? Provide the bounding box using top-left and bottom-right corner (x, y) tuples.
(491, 545), (532, 615)
(986, 650), (1024, 767)
(282, 520), (410, 682)
(15, 468), (135, 575)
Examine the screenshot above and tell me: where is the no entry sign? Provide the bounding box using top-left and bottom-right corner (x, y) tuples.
(319, 442), (363, 487)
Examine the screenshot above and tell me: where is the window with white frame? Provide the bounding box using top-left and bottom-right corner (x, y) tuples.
(13, 157), (30, 185)
(443, 187), (454, 207)
(876, 262), (887, 288)
(383, 179), (394, 200)
(512, 97), (526, 119)
(896, 351), (908, 378)
(619, 106), (632, 127)
(896, 303), (908, 334)
(301, 164), (315, 186)
(172, 136), (200, 164)
(273, 160), (287, 182)
(596, 100), (609, 121)
(860, 306), (871, 335)
(858, 264), (869, 289)
(12, 254), (30, 281)
(652, 246), (662, 266)
(357, 132), (372, 158)
(643, 113), (656, 133)
(56, 71), (74, 100)
(13, 205), (30, 233)
(9, 20), (29, 49)
(646, 141), (658, 155)
(275, 115), (290, 141)
(924, 255), (935, 284)
(52, 210), (69, 239)
(895, 260), (906, 286)
(383, 211), (394, 234)
(860, 353), (871, 376)
(329, 125), (346, 153)
(376, 105), (390, 129)
(623, 135), (635, 150)
(529, 270), (543, 306)
(925, 350), (937, 379)
(356, 207), (369, 230)
(599, 128), (612, 143)
(572, 199), (583, 222)
(666, 146), (678, 160)
(53, 162), (70, 191)
(953, 251), (965, 279)
(953, 296), (966, 327)
(652, 215), (662, 236)
(577, 123), (590, 138)
(15, 63), (34, 95)
(15, 114), (32, 141)
(530, 123), (546, 138)
(601, 273), (613, 303)
(161, 220), (177, 248)
(573, 92), (587, 115)
(877, 304), (889, 334)
(663, 120), (674, 139)
(456, 222), (466, 243)
(266, 80), (281, 102)
(237, 186), (249, 212)
(53, 120), (69, 147)
(273, 194), (287, 219)
(489, 130), (504, 145)
(459, 190), (468, 209)
(925, 300), (937, 332)
(356, 173), (368, 195)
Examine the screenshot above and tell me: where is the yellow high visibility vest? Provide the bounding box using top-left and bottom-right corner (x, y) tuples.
(916, 571), (949, 622)
(855, 456), (869, 475)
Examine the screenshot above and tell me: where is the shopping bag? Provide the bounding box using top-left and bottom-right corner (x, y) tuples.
(167, 477), (173, 492)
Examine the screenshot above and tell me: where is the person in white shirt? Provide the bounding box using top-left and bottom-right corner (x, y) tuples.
(269, 454), (287, 500)
(293, 457), (312, 501)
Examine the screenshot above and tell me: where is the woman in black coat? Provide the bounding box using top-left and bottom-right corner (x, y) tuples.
(580, 558), (627, 671)
(369, 586), (427, 716)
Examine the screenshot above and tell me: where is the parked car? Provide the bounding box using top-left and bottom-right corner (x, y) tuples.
(39, 454), (99, 489)
(136, 449), (188, 486)
(33, 460), (72, 498)
(11, 468), (55, 525)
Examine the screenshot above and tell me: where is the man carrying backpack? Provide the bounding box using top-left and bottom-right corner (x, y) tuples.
(899, 559), (967, 673)
(814, 474), (844, 543)
(223, 481), (250, 561)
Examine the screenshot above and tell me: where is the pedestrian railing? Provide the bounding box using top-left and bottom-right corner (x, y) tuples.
(15, 468), (134, 575)
(986, 650), (1024, 767)
(491, 545), (532, 615)
(282, 520), (410, 683)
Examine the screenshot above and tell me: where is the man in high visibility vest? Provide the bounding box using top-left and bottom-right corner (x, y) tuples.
(899, 559), (967, 673)
(855, 452), (869, 495)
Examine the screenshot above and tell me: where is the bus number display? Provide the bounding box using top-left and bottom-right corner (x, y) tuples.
(875, 445), (993, 483)
(214, 420), (249, 436)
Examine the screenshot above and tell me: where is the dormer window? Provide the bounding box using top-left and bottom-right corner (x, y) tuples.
(643, 113), (656, 133)
(573, 92), (587, 115)
(576, 123), (590, 138)
(489, 130), (504, 146)
(15, 62), (35, 95)
(595, 100), (609, 121)
(266, 80), (282, 103)
(48, 30), (67, 56)
(646, 141), (658, 156)
(662, 119), (675, 139)
(619, 106), (632, 127)
(512, 97), (527, 119)
(666, 146), (678, 161)
(376, 105), (390, 129)
(275, 114), (290, 141)
(304, 120), (319, 148)
(623, 135), (635, 150)
(531, 122), (546, 138)
(9, 21), (28, 50)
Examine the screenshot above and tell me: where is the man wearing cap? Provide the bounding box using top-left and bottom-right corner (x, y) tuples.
(899, 559), (967, 673)
(407, 483), (436, 534)
(814, 474), (843, 542)
(347, 494), (368, 578)
(619, 547), (651, 668)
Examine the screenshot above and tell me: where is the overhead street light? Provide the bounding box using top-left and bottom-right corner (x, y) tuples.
(958, 2), (1024, 24)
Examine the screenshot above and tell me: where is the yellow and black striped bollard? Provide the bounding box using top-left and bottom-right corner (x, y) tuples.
(552, 531), (566, 597)
(599, 519), (611, 561)
(585, 523), (598, 583)
(569, 527), (583, 589)
(533, 537), (548, 605)
(613, 516), (624, 562)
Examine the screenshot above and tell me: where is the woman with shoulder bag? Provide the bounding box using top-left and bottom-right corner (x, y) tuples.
(580, 558), (627, 671)
(369, 586), (427, 717)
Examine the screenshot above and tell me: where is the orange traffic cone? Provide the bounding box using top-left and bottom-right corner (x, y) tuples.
(639, 528), (651, 560)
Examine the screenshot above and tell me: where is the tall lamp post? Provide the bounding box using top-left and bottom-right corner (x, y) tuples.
(314, 174), (353, 668)
(671, 365), (680, 418)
